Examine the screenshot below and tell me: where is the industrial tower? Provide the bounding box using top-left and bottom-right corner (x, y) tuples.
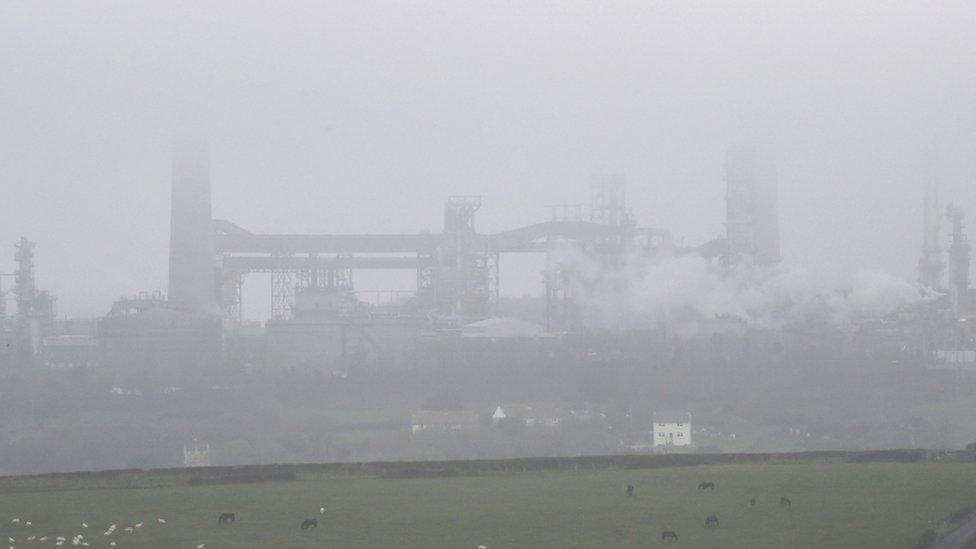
(725, 146), (781, 266)
(168, 135), (218, 315)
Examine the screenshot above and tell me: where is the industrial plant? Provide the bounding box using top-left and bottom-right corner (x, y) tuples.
(0, 139), (973, 472)
(1, 141), (970, 374)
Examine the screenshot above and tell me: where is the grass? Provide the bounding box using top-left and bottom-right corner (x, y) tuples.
(0, 457), (973, 548)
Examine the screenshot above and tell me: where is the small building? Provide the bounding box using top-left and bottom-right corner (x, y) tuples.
(653, 411), (692, 447)
(492, 404), (563, 427)
(410, 410), (480, 433)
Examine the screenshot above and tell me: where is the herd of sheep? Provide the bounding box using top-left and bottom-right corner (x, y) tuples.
(4, 517), (190, 549)
(2, 481), (792, 547)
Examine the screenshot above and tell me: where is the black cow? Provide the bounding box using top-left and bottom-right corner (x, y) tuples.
(705, 515), (720, 528)
(218, 513), (236, 524)
(780, 497), (792, 507)
(749, 498), (757, 506)
(301, 518), (318, 531)
(661, 530), (678, 542)
(697, 481), (715, 491)
(625, 484), (634, 497)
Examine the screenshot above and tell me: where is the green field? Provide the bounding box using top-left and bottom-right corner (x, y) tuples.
(0, 455), (972, 548)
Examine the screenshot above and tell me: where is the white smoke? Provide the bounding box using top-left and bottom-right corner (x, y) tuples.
(548, 245), (933, 329)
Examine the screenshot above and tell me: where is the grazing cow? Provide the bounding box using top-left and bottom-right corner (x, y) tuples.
(705, 515), (720, 528)
(625, 484), (634, 497)
(780, 497), (791, 507)
(300, 519), (318, 531)
(661, 530), (678, 542)
(217, 513), (236, 524)
(749, 498), (756, 506)
(697, 481), (715, 491)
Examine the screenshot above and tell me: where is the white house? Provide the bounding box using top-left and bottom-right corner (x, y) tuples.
(653, 411), (692, 447)
(492, 404), (562, 427)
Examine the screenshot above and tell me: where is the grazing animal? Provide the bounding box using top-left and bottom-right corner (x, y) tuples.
(217, 513), (236, 524)
(697, 481), (715, 491)
(478, 546), (487, 549)
(661, 530), (678, 542)
(319, 507), (326, 514)
(157, 518), (166, 524)
(749, 498), (756, 506)
(625, 484), (634, 497)
(300, 519), (318, 531)
(780, 497), (791, 507)
(705, 515), (720, 528)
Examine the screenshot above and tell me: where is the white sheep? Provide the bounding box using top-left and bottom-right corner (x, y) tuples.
(80, 523), (87, 529)
(25, 536), (34, 541)
(319, 507), (325, 514)
(24, 522), (30, 527)
(123, 528), (133, 534)
(157, 518), (166, 524)
(38, 536), (47, 541)
(196, 544), (205, 549)
(478, 545), (487, 549)
(109, 543), (116, 547)
(134, 522), (143, 528)
(10, 519), (18, 524)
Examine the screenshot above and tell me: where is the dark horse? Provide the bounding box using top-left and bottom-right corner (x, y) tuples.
(300, 519), (318, 531)
(661, 530), (678, 542)
(626, 484), (634, 497)
(705, 515), (720, 528)
(697, 481), (715, 491)
(780, 497), (792, 507)
(749, 498), (757, 506)
(217, 513), (236, 524)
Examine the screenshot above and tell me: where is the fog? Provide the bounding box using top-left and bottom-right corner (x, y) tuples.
(1, 2), (976, 479)
(1, 2), (974, 316)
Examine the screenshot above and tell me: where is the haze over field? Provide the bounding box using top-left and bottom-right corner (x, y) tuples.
(1, 2), (975, 317)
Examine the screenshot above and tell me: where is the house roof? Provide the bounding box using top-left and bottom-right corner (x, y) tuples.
(496, 403), (562, 421)
(653, 411), (692, 424)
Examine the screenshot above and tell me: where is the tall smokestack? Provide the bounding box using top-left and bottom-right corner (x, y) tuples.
(917, 159), (944, 289)
(725, 145), (780, 266)
(167, 134), (217, 314)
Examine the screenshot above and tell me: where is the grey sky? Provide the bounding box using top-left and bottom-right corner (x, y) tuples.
(1, 1), (974, 318)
